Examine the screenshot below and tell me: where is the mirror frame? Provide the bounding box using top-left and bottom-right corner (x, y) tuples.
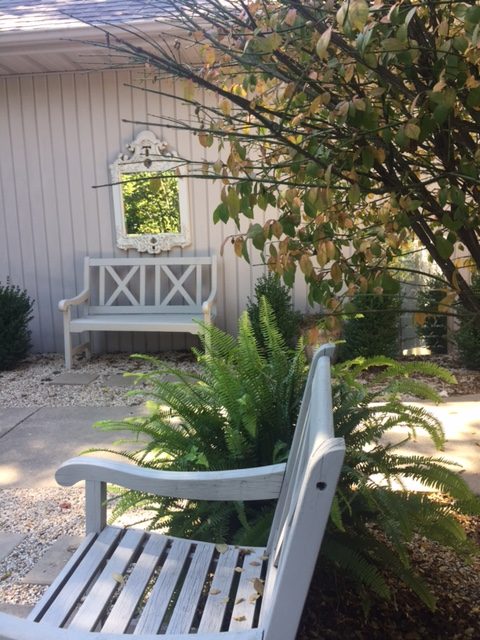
(110, 130), (191, 253)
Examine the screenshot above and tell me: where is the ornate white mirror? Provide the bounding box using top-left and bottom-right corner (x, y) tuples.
(110, 130), (191, 253)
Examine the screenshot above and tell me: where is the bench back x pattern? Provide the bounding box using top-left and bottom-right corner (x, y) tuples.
(85, 257), (216, 315)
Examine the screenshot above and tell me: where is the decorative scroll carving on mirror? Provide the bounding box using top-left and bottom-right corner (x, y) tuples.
(110, 130), (191, 253)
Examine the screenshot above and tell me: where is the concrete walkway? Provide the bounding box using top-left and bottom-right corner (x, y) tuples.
(0, 396), (479, 491)
(0, 406), (147, 489)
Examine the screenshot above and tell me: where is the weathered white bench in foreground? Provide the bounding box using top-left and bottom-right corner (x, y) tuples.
(59, 256), (217, 369)
(0, 345), (345, 640)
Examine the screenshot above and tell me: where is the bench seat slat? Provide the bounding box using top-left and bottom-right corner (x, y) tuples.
(197, 547), (240, 634)
(28, 533), (97, 623)
(228, 549), (266, 633)
(69, 314), (204, 333)
(166, 542), (216, 635)
(39, 528), (123, 627)
(134, 539), (192, 635)
(101, 535), (170, 634)
(69, 529), (145, 631)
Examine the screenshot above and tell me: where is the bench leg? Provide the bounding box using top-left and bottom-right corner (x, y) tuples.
(64, 331), (73, 369)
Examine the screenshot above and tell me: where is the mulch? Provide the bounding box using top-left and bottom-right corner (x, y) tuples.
(297, 513), (480, 639)
(297, 352), (480, 639)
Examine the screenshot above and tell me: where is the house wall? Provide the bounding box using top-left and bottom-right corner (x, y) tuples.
(0, 67), (313, 355)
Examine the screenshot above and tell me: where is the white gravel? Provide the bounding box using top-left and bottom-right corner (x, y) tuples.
(0, 351), (200, 408)
(0, 351), (200, 608)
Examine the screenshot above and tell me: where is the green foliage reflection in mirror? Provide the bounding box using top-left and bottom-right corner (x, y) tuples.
(110, 130), (191, 253)
(122, 171), (180, 235)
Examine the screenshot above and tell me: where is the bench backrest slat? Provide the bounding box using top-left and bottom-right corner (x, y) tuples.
(82, 256), (216, 314)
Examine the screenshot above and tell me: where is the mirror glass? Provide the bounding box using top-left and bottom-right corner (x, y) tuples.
(110, 131), (191, 253)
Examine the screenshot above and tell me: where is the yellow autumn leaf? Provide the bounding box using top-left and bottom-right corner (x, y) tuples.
(405, 122), (420, 140)
(183, 79), (195, 101)
(330, 261), (343, 284)
(349, 0), (370, 30)
(216, 543), (228, 554)
(220, 99), (231, 116)
(299, 254), (313, 276)
(202, 46), (216, 66)
(234, 237), (244, 258)
(253, 578), (264, 595)
(316, 27), (332, 59)
(209, 588), (221, 595)
(414, 312), (427, 326)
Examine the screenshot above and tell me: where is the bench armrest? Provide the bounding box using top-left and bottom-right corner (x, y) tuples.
(202, 289), (217, 322)
(56, 457), (285, 501)
(58, 288), (90, 311)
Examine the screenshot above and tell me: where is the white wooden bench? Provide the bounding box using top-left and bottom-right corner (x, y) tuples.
(59, 256), (217, 368)
(0, 345), (345, 640)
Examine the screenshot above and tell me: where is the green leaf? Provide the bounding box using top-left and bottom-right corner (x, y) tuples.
(213, 202), (229, 224)
(348, 183), (361, 204)
(465, 6), (480, 25)
(247, 223), (266, 251)
(227, 188), (240, 217)
(435, 235), (454, 259)
(283, 266), (296, 287)
(467, 87), (480, 108)
(433, 104), (450, 124)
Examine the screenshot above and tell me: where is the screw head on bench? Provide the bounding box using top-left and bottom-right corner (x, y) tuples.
(316, 482), (327, 491)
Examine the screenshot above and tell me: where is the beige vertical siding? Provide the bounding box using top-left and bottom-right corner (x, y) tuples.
(0, 68), (315, 355)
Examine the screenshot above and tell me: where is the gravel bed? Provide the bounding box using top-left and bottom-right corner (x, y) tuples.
(0, 351), (200, 408)
(0, 487), (85, 605)
(0, 351), (199, 608)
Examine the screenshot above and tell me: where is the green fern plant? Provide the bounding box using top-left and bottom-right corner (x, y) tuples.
(322, 356), (479, 612)
(92, 319), (479, 611)
(92, 298), (307, 544)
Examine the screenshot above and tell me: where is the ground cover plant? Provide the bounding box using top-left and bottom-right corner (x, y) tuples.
(416, 281), (449, 355)
(246, 272), (302, 348)
(0, 281), (34, 371)
(337, 288), (401, 360)
(455, 273), (480, 370)
(93, 303), (479, 613)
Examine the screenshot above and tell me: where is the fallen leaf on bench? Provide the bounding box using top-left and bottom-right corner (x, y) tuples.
(233, 615), (247, 622)
(221, 597), (230, 605)
(216, 543), (228, 554)
(112, 573), (125, 585)
(249, 593), (260, 604)
(249, 561), (261, 566)
(261, 554), (269, 561)
(235, 597), (245, 605)
(209, 588), (221, 595)
(253, 578), (264, 595)
(234, 567), (244, 573)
